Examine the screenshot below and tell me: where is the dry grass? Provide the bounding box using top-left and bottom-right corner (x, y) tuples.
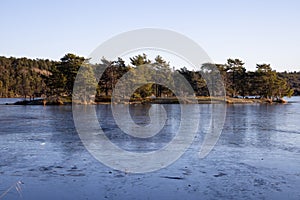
(0, 180), (23, 199)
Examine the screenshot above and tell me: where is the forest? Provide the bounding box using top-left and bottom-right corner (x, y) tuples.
(0, 53), (299, 102)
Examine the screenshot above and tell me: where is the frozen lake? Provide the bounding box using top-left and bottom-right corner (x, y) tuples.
(0, 97), (299, 199)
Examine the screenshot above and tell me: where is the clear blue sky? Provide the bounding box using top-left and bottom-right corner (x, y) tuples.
(1, 0), (299, 72)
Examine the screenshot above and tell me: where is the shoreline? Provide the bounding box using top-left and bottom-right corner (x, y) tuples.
(1, 96), (290, 105)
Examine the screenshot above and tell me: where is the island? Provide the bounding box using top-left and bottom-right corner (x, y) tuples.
(0, 54), (298, 105)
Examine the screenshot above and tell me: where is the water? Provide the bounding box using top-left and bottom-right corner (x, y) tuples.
(0, 98), (24, 105)
(0, 97), (299, 199)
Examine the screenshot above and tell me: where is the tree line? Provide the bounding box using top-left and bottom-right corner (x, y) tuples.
(0, 54), (298, 101)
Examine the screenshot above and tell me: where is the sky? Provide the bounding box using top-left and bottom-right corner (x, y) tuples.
(0, 0), (300, 72)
